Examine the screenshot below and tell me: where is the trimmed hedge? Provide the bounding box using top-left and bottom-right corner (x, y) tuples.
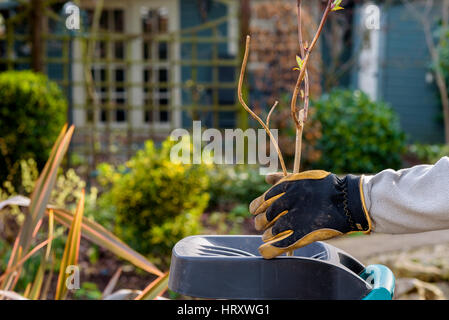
(0, 71), (67, 183)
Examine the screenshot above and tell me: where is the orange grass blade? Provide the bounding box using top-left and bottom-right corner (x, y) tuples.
(28, 258), (46, 300)
(46, 210), (54, 260)
(51, 208), (163, 276)
(0, 238), (52, 283)
(0, 197), (163, 277)
(102, 267), (123, 299)
(134, 272), (169, 300)
(18, 125), (74, 259)
(22, 282), (31, 298)
(54, 190), (85, 300)
(2, 125), (74, 291)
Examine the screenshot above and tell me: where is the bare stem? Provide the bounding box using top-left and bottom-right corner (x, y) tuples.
(297, 0), (310, 122)
(291, 0), (332, 173)
(291, 0), (332, 122)
(238, 36), (288, 176)
(266, 101), (279, 128)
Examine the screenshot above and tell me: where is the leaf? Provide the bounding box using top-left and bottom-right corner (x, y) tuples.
(29, 210), (54, 300)
(102, 267), (122, 299)
(0, 238), (53, 283)
(295, 55), (304, 70)
(0, 197), (163, 277)
(103, 289), (141, 300)
(331, 0), (344, 11)
(54, 189), (85, 300)
(19, 124), (73, 254)
(134, 272), (169, 300)
(28, 256), (46, 300)
(45, 210), (54, 260)
(0, 195), (30, 210)
(23, 282), (32, 298)
(51, 208), (163, 276)
(2, 125), (74, 292)
(0, 290), (28, 300)
(40, 253), (55, 300)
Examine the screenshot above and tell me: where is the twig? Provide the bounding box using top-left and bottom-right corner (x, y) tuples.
(401, 0), (449, 143)
(297, 0), (310, 122)
(266, 101), (279, 128)
(238, 36), (288, 176)
(291, 0), (333, 173)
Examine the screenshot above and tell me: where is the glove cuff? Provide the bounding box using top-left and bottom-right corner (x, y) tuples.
(345, 174), (372, 232)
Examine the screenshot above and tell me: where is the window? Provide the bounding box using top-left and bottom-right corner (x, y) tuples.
(142, 7), (171, 124)
(85, 8), (127, 124)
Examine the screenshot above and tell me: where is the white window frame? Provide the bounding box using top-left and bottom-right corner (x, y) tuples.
(72, 0), (181, 131)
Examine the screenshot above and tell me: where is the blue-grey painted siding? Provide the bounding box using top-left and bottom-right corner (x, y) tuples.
(180, 0), (236, 129)
(379, 3), (444, 143)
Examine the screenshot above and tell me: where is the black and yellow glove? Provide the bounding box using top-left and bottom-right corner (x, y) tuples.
(249, 170), (372, 259)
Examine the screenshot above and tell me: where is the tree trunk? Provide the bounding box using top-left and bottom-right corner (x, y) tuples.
(30, 0), (45, 73)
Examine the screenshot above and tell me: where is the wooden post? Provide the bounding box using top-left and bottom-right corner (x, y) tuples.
(31, 0), (45, 73)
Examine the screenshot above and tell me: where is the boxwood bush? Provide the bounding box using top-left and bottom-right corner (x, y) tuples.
(97, 138), (210, 268)
(0, 71), (67, 184)
(311, 89), (406, 173)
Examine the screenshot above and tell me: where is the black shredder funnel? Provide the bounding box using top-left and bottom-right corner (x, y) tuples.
(168, 235), (377, 300)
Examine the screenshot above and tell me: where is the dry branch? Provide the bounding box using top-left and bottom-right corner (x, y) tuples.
(291, 0), (334, 174)
(238, 1), (338, 178)
(238, 36), (288, 176)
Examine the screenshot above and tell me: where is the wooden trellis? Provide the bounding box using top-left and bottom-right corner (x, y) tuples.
(0, 1), (242, 172)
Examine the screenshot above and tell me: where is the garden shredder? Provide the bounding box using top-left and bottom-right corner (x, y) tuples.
(168, 235), (395, 300)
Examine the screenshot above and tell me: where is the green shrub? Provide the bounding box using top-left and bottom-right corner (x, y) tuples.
(408, 144), (449, 164)
(0, 71), (67, 185)
(208, 165), (270, 211)
(97, 138), (210, 267)
(311, 89), (406, 173)
(0, 158), (86, 223)
(73, 282), (102, 300)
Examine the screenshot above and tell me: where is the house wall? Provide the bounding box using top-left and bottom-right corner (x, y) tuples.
(63, 0), (241, 165)
(379, 2), (444, 143)
(353, 1), (444, 143)
(179, 0), (239, 129)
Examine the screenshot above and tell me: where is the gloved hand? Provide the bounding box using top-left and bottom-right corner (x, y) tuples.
(249, 170), (372, 259)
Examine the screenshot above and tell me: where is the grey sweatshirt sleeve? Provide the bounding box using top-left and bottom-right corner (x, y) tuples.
(362, 156), (449, 234)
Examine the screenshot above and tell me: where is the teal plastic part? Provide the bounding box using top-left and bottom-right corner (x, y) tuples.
(360, 264), (395, 300)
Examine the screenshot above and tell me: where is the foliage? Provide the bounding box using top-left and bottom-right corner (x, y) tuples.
(205, 165), (268, 236)
(311, 89), (406, 173)
(55, 190), (85, 300)
(0, 158), (86, 216)
(96, 138), (210, 268)
(135, 272), (169, 300)
(0, 71), (67, 186)
(0, 125), (167, 300)
(208, 165), (269, 211)
(205, 211), (246, 235)
(73, 282), (102, 300)
(408, 144), (449, 164)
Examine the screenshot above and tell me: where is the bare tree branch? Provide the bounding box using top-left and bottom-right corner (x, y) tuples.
(402, 0), (449, 143)
(238, 36), (288, 176)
